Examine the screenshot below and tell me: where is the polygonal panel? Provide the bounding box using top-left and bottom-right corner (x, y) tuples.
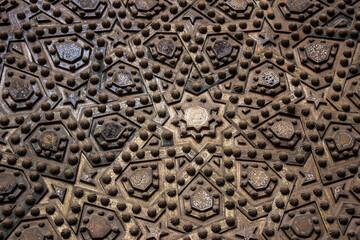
(270, 121), (295, 140)
(212, 40), (233, 59)
(55, 41), (83, 63)
(156, 38), (176, 58)
(0, 1), (358, 239)
(129, 168), (153, 191)
(134, 0), (158, 11)
(72, 0), (99, 10)
(190, 187), (214, 212)
(291, 215), (314, 238)
(305, 42), (331, 64)
(9, 78), (33, 101)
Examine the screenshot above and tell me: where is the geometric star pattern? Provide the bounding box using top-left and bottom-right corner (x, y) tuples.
(0, 0), (359, 239)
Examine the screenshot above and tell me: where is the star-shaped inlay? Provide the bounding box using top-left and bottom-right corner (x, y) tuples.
(299, 170), (317, 185)
(108, 33), (127, 47)
(64, 90), (85, 109)
(49, 184), (67, 203)
(80, 164), (97, 186)
(250, 21), (279, 46)
(307, 91), (326, 109)
(331, 183), (348, 203)
(108, 33), (128, 47)
(182, 10), (203, 25)
(107, 24), (129, 47)
(0, 130), (8, 145)
(172, 98), (223, 141)
(145, 222), (168, 240)
(236, 224), (259, 240)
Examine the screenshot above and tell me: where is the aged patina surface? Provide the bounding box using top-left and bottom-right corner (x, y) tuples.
(0, 0), (359, 239)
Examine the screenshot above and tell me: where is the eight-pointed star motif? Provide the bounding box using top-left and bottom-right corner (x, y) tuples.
(0, 2), (357, 239)
(172, 98), (223, 141)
